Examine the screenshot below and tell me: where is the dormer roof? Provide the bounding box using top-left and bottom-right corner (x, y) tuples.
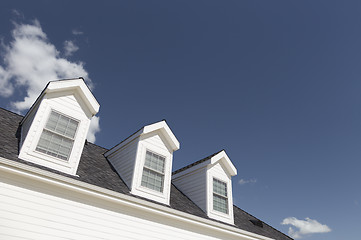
(143, 120), (180, 151)
(105, 120), (180, 157)
(173, 150), (237, 176)
(21, 78), (99, 125)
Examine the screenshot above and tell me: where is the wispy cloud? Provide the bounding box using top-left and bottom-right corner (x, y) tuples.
(64, 40), (79, 56)
(12, 9), (24, 19)
(281, 217), (331, 239)
(0, 19), (100, 143)
(72, 29), (84, 35)
(238, 178), (257, 185)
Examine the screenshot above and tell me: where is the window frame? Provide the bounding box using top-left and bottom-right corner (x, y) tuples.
(35, 110), (80, 161)
(140, 149), (166, 193)
(212, 177), (229, 214)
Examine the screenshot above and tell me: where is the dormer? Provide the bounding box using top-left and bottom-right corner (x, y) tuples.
(19, 78), (100, 175)
(105, 121), (180, 205)
(172, 150), (237, 225)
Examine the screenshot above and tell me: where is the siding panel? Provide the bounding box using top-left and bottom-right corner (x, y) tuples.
(0, 174), (244, 240)
(172, 168), (207, 212)
(106, 139), (138, 189)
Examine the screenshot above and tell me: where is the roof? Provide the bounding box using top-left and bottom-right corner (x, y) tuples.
(173, 149), (237, 176)
(105, 120), (180, 158)
(172, 149), (223, 175)
(0, 107), (292, 240)
(21, 78), (99, 125)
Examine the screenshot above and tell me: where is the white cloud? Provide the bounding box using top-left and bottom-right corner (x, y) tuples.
(72, 29), (84, 35)
(238, 178), (257, 185)
(281, 217), (331, 239)
(87, 116), (100, 143)
(64, 40), (79, 56)
(0, 20), (100, 143)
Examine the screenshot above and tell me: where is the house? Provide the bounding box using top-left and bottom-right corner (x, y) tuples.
(0, 78), (292, 240)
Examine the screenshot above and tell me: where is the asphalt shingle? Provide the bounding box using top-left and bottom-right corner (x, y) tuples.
(0, 107), (291, 240)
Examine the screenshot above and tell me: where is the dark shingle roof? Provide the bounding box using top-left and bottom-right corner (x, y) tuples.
(0, 107), (292, 240)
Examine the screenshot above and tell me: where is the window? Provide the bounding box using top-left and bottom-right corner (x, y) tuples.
(213, 178), (228, 214)
(141, 150), (165, 192)
(36, 110), (79, 161)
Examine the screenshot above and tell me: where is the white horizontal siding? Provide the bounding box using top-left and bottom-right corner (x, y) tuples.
(107, 139), (138, 188)
(0, 171), (247, 240)
(142, 133), (169, 152)
(50, 95), (84, 114)
(172, 168), (208, 212)
(211, 163), (230, 179)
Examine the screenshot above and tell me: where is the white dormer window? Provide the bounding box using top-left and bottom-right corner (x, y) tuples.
(141, 150), (165, 192)
(36, 110), (79, 161)
(18, 78), (100, 175)
(172, 150), (237, 224)
(213, 178), (228, 214)
(105, 120), (180, 205)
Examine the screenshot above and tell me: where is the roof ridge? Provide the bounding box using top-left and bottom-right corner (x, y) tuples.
(172, 149), (224, 175)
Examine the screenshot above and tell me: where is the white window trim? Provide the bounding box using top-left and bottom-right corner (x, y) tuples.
(131, 141), (172, 205)
(20, 101), (89, 175)
(28, 107), (82, 166)
(35, 109), (80, 162)
(140, 149), (166, 193)
(207, 169), (234, 224)
(136, 147), (168, 198)
(212, 177), (229, 214)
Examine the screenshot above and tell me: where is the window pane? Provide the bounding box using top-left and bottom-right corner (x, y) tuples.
(36, 111), (79, 161)
(141, 151), (165, 192)
(213, 179), (228, 214)
(45, 111), (79, 138)
(46, 112), (59, 131)
(65, 118), (78, 138)
(144, 151), (165, 173)
(141, 168), (164, 192)
(213, 178), (227, 197)
(213, 194), (228, 214)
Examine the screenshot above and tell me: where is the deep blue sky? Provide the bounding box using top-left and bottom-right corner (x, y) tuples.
(1, 1), (360, 239)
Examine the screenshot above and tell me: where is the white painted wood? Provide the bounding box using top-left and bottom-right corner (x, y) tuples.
(18, 83), (98, 176)
(207, 162), (234, 224)
(142, 121), (180, 151)
(172, 150), (236, 225)
(131, 132), (173, 205)
(0, 169), (260, 240)
(44, 78), (99, 115)
(106, 124), (179, 206)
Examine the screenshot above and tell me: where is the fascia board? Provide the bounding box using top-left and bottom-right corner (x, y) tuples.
(143, 121), (180, 151)
(0, 156), (274, 240)
(46, 79), (99, 115)
(210, 151), (237, 176)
